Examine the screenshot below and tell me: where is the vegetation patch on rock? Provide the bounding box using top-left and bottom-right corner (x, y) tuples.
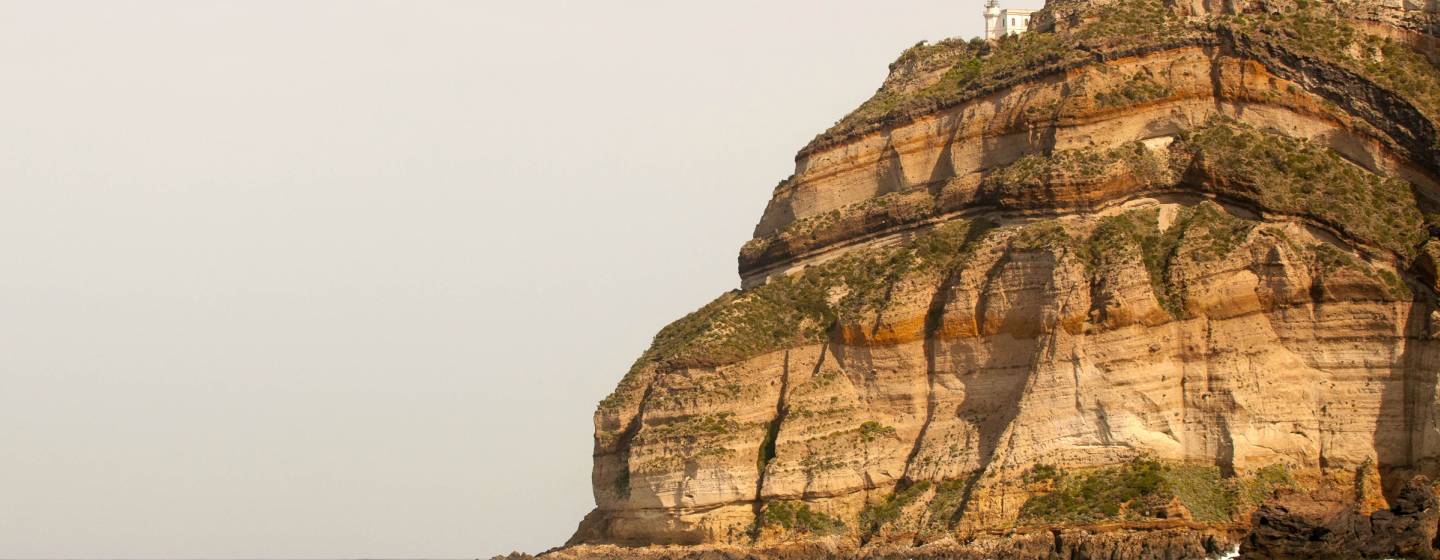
(857, 421), (898, 443)
(760, 501), (846, 536)
(859, 480), (932, 535)
(1218, 3), (1440, 122)
(809, 0), (1191, 151)
(1311, 243), (1414, 300)
(1097, 202), (1255, 316)
(810, 0), (1440, 155)
(1175, 118), (1424, 259)
(1019, 458), (1296, 525)
(925, 478), (970, 532)
(1021, 458), (1208, 523)
(605, 220), (995, 414)
(985, 142), (1169, 192)
(1095, 72), (1172, 108)
(1011, 221), (1076, 253)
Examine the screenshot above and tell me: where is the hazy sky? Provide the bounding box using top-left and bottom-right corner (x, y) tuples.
(0, 1), (1040, 558)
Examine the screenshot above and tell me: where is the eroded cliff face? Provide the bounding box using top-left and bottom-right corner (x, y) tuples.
(566, 0), (1440, 556)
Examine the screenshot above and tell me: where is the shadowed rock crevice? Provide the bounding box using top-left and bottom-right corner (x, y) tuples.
(751, 350), (794, 528)
(903, 223), (995, 484)
(1380, 293), (1439, 501)
(876, 141), (908, 196)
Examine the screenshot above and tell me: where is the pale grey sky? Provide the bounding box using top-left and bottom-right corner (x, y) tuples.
(0, 1), (1039, 558)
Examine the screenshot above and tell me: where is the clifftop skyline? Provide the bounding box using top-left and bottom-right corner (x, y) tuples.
(554, 0), (1440, 558)
(0, 2), (1046, 558)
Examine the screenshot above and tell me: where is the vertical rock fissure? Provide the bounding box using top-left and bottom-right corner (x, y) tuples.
(1206, 45), (1226, 111)
(902, 223), (993, 483)
(877, 141), (908, 195)
(752, 346), (808, 530)
(1204, 316), (1238, 477)
(949, 250), (1069, 527)
(612, 383), (656, 505)
(903, 265), (962, 482)
(925, 126), (959, 187)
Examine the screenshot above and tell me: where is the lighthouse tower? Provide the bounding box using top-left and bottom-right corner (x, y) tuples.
(984, 1), (1036, 41)
(984, 0), (1002, 41)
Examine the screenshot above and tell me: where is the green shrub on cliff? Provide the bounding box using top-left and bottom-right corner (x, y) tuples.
(816, 0), (1187, 148)
(602, 219), (996, 415)
(1361, 39), (1440, 121)
(799, 454), (845, 475)
(1020, 458), (1168, 522)
(1175, 202), (1253, 264)
(1311, 243), (1414, 301)
(1375, 268), (1413, 300)
(857, 421), (897, 443)
(1019, 458), (1238, 524)
(628, 414), (745, 474)
(640, 412), (740, 443)
(634, 271), (834, 370)
(912, 218), (995, 273)
(1095, 72), (1172, 108)
(1220, 6), (1440, 122)
(761, 501), (846, 536)
(925, 478), (970, 530)
(983, 142), (1168, 193)
(819, 0), (1440, 156)
(747, 192), (940, 266)
(1176, 119), (1424, 259)
(859, 480), (932, 534)
(1084, 210), (1162, 270)
(1163, 463), (1236, 522)
(631, 446), (736, 476)
(1011, 221), (1075, 252)
(989, 149), (1112, 187)
(1024, 463), (1061, 484)
(1239, 464), (1294, 507)
(806, 219), (987, 323)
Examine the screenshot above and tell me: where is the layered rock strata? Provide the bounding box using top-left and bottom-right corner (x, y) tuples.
(563, 0), (1440, 557)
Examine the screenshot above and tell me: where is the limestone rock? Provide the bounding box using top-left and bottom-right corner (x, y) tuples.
(556, 0), (1440, 556)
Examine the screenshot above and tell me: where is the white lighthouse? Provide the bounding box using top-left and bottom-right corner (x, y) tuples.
(984, 0), (1035, 41)
(984, 0), (1002, 40)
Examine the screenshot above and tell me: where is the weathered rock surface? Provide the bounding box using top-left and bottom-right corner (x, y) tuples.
(1240, 475), (1440, 559)
(554, 0), (1440, 557)
(539, 526), (1230, 560)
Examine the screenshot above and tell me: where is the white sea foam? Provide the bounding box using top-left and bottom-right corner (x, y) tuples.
(1212, 546), (1240, 560)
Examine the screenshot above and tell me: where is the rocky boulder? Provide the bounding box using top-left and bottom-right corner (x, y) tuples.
(1241, 476), (1440, 559)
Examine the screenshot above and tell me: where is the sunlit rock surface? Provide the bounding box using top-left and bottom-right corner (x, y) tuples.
(556, 0), (1440, 557)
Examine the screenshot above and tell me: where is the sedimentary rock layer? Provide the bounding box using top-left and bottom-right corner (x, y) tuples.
(563, 0), (1440, 556)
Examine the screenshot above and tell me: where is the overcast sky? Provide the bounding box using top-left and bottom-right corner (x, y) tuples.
(0, 1), (1040, 558)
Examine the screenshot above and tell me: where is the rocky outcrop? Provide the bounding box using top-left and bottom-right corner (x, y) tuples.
(545, 526), (1231, 560)
(556, 0), (1440, 557)
(1240, 476), (1440, 559)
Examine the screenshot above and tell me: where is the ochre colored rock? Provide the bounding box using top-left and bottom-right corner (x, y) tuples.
(556, 0), (1440, 557)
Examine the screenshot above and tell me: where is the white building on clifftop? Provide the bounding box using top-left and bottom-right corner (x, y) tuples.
(984, 0), (1035, 40)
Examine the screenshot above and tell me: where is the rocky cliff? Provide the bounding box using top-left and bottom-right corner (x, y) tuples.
(561, 0), (1440, 557)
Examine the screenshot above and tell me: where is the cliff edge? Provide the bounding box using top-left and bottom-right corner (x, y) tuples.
(560, 0), (1440, 557)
